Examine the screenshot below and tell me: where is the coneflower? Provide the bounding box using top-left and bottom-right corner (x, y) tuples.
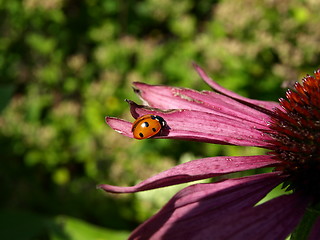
(99, 64), (320, 240)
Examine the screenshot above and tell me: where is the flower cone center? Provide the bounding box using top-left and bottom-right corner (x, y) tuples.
(268, 71), (320, 201)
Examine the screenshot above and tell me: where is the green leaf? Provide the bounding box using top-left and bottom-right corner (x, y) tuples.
(50, 216), (130, 240)
(0, 211), (130, 240)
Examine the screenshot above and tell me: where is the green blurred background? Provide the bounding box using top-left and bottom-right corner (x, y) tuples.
(1, 0), (320, 239)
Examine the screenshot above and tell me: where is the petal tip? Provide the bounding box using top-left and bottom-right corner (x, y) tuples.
(105, 116), (111, 123)
(192, 62), (205, 74)
(192, 62), (201, 69)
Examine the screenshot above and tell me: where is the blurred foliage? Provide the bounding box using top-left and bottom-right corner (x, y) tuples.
(0, 210), (129, 240)
(1, 0), (320, 239)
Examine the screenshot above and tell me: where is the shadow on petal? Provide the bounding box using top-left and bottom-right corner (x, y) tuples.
(129, 172), (284, 239)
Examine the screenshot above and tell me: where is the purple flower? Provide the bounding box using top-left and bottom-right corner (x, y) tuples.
(98, 64), (320, 240)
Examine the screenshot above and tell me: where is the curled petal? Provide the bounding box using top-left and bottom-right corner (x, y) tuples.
(133, 82), (271, 126)
(128, 172), (284, 240)
(193, 63), (279, 112)
(97, 155), (280, 193)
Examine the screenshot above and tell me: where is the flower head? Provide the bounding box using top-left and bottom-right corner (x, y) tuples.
(99, 64), (320, 240)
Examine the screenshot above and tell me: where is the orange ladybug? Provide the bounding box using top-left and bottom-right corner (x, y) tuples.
(132, 114), (166, 140)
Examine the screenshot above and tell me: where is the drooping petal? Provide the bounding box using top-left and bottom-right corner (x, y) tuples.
(128, 172), (284, 240)
(190, 193), (309, 240)
(97, 155), (280, 193)
(133, 82), (271, 126)
(308, 215), (320, 240)
(193, 63), (280, 112)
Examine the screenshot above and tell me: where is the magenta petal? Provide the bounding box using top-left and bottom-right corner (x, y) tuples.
(97, 155), (280, 193)
(192, 193), (309, 240)
(308, 216), (320, 240)
(193, 63), (280, 111)
(105, 117), (133, 138)
(127, 101), (272, 147)
(133, 82), (271, 126)
(106, 106), (273, 147)
(129, 172), (284, 240)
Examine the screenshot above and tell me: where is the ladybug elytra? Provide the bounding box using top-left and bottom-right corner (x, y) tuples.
(131, 114), (166, 140)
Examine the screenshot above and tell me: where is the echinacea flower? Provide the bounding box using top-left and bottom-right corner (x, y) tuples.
(98, 64), (320, 240)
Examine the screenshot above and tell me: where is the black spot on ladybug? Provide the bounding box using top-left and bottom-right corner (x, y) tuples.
(139, 132), (144, 138)
(152, 128), (157, 132)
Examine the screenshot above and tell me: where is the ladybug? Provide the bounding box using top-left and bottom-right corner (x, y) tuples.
(131, 114), (166, 140)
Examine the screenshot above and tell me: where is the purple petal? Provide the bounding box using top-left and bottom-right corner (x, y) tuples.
(128, 172), (284, 240)
(105, 117), (133, 138)
(126, 100), (273, 147)
(97, 155), (280, 193)
(191, 193), (309, 240)
(106, 113), (272, 147)
(308, 216), (320, 240)
(106, 108), (272, 147)
(193, 63), (280, 111)
(133, 82), (271, 126)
